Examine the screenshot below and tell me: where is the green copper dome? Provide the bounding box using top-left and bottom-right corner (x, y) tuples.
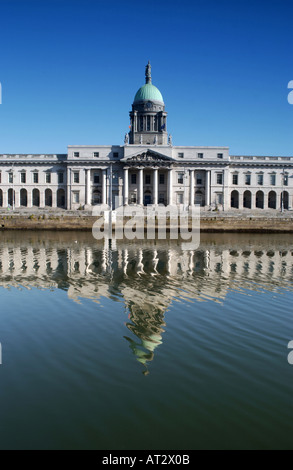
(134, 83), (164, 104)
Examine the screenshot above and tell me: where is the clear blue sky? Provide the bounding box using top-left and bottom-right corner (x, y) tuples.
(0, 0), (292, 155)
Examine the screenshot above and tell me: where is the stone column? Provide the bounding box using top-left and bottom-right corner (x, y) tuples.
(189, 170), (194, 206)
(251, 192), (256, 210)
(238, 191), (244, 210)
(14, 190), (20, 208)
(52, 190), (57, 208)
(124, 168), (129, 205)
(153, 168), (158, 205)
(223, 169), (230, 211)
(276, 192), (281, 211)
(168, 168), (173, 205)
(134, 112), (137, 132)
(86, 169), (91, 205)
(205, 170), (211, 207)
(27, 190), (32, 208)
(67, 168), (72, 210)
(39, 190), (45, 208)
(263, 191), (268, 210)
(102, 169), (107, 204)
(139, 168), (143, 205)
(3, 190), (8, 208)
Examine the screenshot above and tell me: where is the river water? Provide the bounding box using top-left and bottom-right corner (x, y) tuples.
(0, 231), (292, 449)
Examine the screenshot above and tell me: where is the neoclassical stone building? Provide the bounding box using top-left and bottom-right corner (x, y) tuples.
(0, 62), (292, 211)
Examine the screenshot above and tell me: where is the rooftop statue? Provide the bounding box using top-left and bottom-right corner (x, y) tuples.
(145, 61), (152, 84)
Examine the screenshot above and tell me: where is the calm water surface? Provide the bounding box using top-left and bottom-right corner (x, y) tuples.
(0, 231), (292, 450)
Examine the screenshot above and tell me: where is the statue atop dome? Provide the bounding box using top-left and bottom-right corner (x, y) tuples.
(145, 61), (152, 84)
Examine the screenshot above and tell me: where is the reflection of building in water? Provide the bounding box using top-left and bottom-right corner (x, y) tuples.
(1, 236), (293, 300)
(1, 235), (293, 370)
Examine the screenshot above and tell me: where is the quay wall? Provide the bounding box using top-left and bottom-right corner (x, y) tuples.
(0, 213), (293, 232)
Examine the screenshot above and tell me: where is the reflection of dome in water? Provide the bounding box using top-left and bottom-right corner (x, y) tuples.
(125, 301), (166, 373)
(142, 334), (163, 352)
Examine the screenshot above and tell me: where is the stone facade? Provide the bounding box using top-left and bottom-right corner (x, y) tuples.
(0, 64), (292, 212)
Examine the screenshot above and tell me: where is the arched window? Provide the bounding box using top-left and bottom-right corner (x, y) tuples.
(268, 191), (276, 209)
(57, 189), (65, 208)
(33, 189), (40, 207)
(20, 188), (28, 207)
(256, 191), (264, 209)
(231, 190), (239, 209)
(8, 188), (15, 207)
(243, 190), (251, 209)
(281, 191), (289, 210)
(45, 189), (53, 207)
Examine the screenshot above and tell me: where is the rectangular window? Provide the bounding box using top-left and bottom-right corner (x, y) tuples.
(177, 172), (184, 184)
(130, 192), (137, 204)
(159, 193), (165, 204)
(178, 153), (184, 158)
(216, 173), (223, 185)
(73, 192), (80, 204)
(73, 172), (80, 184)
(217, 153), (223, 159)
(73, 152), (80, 158)
(21, 172), (26, 184)
(58, 173), (64, 184)
(131, 174), (137, 185)
(113, 171), (118, 184)
(9, 173), (13, 184)
(284, 174), (289, 186)
(177, 193), (184, 204)
(33, 173), (39, 184)
(257, 174), (264, 185)
(232, 174), (238, 185)
(270, 174), (276, 186)
(159, 174), (165, 185)
(197, 153), (204, 159)
(245, 174), (251, 185)
(0, 173), (1, 184)
(94, 172), (100, 184)
(93, 152), (99, 158)
(45, 173), (51, 184)
(217, 193), (223, 205)
(147, 116), (150, 131)
(145, 175), (151, 185)
(113, 152), (119, 158)
(196, 174), (202, 185)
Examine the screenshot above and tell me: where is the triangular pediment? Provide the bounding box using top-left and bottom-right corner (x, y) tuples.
(123, 149), (174, 164)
